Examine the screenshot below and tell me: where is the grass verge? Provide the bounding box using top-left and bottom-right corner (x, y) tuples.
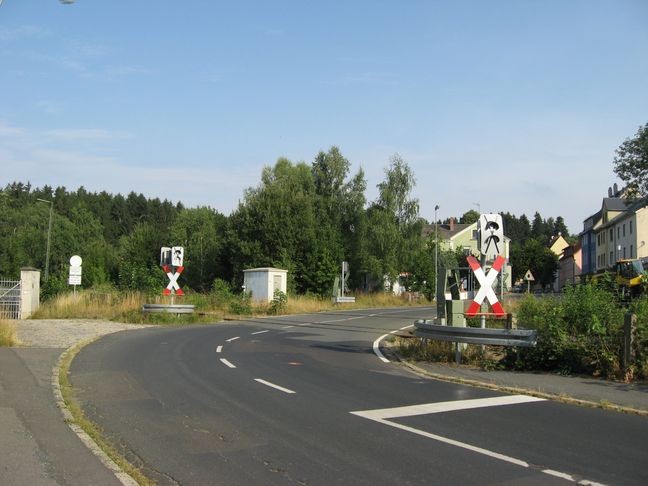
(35, 288), (430, 323)
(0, 319), (18, 346)
(57, 341), (154, 485)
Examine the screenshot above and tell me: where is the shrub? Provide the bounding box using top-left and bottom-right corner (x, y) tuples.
(268, 290), (288, 315)
(508, 284), (625, 378)
(229, 291), (252, 315)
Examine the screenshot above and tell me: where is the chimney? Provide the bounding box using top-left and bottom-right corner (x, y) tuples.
(613, 183), (618, 196)
(449, 217), (455, 231)
(608, 187), (613, 197)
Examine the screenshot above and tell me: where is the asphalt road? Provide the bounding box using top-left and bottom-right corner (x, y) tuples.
(71, 308), (648, 485)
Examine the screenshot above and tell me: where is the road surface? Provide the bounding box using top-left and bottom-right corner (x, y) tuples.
(71, 307), (648, 485)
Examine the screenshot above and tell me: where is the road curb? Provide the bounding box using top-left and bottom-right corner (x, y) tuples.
(383, 346), (648, 417)
(52, 336), (141, 486)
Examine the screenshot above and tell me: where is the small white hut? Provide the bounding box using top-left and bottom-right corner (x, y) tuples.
(243, 267), (288, 303)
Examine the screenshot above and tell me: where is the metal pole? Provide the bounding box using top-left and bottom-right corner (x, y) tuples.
(434, 205), (439, 302)
(37, 198), (53, 282)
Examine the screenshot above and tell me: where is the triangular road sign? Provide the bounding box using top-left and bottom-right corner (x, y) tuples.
(524, 269), (535, 281)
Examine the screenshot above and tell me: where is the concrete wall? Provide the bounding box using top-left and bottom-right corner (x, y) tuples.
(20, 268), (40, 319)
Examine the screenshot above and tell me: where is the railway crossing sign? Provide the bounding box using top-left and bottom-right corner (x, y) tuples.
(466, 255), (506, 317)
(160, 246), (185, 296)
(477, 213), (504, 260)
(162, 265), (184, 296)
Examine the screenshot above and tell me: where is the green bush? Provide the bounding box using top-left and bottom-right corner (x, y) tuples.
(508, 285), (625, 378)
(229, 291), (252, 315)
(268, 290), (288, 315)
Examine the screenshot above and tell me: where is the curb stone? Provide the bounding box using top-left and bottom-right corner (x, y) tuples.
(382, 343), (648, 417)
(52, 335), (141, 486)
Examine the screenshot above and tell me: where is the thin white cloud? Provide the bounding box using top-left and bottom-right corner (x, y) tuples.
(0, 25), (47, 42)
(0, 121), (25, 137)
(43, 128), (130, 141)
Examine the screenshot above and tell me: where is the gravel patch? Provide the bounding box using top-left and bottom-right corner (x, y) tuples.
(13, 320), (154, 348)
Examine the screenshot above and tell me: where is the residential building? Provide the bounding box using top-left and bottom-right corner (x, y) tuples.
(423, 218), (512, 289)
(579, 185), (648, 275)
(558, 242), (582, 289)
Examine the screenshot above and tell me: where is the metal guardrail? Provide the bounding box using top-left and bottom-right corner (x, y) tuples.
(414, 319), (537, 347)
(334, 296), (356, 304)
(142, 304), (195, 314)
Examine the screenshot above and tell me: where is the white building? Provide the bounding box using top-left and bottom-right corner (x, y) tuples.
(243, 267), (288, 303)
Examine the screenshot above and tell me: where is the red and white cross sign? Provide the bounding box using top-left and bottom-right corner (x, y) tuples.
(162, 265), (185, 296)
(466, 255), (506, 317)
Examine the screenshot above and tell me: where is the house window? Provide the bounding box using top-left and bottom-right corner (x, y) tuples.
(463, 247), (472, 256)
(623, 247), (626, 259)
(610, 228), (613, 241)
(617, 227), (620, 239)
(610, 251), (613, 264)
(631, 245), (633, 258)
(630, 221), (633, 234)
(623, 224), (626, 237)
(471, 230), (478, 240)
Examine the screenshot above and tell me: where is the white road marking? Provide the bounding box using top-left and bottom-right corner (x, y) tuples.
(220, 358), (236, 369)
(254, 379), (296, 394)
(374, 324), (415, 362)
(352, 395), (545, 420)
(373, 334), (390, 363)
(251, 330), (270, 335)
(351, 396), (606, 486)
(216, 346), (223, 353)
(282, 325), (295, 329)
(321, 315), (367, 323)
(226, 336), (240, 342)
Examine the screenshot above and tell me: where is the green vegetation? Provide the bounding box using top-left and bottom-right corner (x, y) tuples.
(400, 283), (648, 381)
(1, 146), (571, 303)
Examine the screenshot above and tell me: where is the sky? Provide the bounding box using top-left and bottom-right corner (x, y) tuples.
(1, 1), (647, 235)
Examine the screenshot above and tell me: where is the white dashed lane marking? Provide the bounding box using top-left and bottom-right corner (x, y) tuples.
(220, 358), (237, 369)
(254, 379), (296, 394)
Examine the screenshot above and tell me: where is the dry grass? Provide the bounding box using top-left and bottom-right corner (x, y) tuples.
(34, 289), (430, 323)
(33, 291), (146, 320)
(0, 319), (18, 347)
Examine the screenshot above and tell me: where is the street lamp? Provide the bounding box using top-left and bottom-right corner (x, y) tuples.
(434, 204), (439, 302)
(36, 198), (53, 282)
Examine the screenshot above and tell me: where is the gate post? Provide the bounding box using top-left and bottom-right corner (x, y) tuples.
(20, 267), (40, 319)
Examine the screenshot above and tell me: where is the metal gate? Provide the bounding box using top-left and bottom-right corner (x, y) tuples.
(0, 279), (21, 319)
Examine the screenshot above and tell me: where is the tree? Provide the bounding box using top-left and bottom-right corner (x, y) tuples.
(613, 122), (648, 197)
(459, 209), (480, 225)
(367, 154), (422, 285)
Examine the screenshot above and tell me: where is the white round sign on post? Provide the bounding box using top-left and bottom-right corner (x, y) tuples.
(70, 255), (83, 267)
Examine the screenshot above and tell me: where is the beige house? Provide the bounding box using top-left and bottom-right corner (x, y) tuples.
(593, 197), (648, 269)
(423, 219), (512, 289)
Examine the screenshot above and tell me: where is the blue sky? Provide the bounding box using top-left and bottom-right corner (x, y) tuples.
(1, 1), (647, 234)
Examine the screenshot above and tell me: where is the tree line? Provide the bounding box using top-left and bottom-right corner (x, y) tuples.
(0, 147), (571, 297)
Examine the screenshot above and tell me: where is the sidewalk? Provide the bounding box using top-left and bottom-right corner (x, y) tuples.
(0, 320), (148, 486)
(398, 358), (648, 414)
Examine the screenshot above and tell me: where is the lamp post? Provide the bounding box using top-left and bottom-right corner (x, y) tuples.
(434, 204), (439, 302)
(36, 198), (53, 282)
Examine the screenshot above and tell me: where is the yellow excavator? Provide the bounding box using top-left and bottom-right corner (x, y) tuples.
(615, 259), (648, 299)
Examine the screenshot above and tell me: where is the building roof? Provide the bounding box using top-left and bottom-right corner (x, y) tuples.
(243, 267), (288, 273)
(422, 222), (473, 240)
